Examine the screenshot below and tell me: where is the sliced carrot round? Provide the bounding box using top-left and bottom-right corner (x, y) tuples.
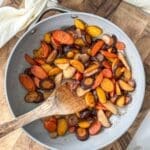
(102, 61), (111, 69)
(52, 30), (74, 45)
(92, 72), (103, 89)
(24, 54), (37, 65)
(102, 69), (112, 78)
(19, 74), (35, 91)
(31, 65), (48, 79)
(41, 41), (51, 58)
(102, 51), (118, 58)
(116, 41), (126, 50)
(89, 121), (101, 135)
(75, 72), (83, 81)
(33, 77), (40, 88)
(44, 118), (57, 132)
(34, 58), (45, 65)
(91, 40), (104, 56)
(101, 78), (114, 92)
(96, 103), (107, 110)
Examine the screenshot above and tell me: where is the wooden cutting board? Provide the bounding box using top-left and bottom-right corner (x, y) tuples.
(0, 0), (150, 149)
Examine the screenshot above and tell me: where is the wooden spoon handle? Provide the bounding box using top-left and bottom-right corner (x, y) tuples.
(0, 110), (40, 138)
(0, 97), (56, 138)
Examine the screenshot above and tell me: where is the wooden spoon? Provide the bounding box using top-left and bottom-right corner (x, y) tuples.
(0, 83), (86, 138)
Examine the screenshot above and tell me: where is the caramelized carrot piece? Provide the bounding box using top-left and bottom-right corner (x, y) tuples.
(34, 58), (45, 65)
(92, 72), (103, 89)
(102, 69), (112, 78)
(75, 72), (83, 81)
(116, 41), (126, 50)
(44, 117), (57, 132)
(110, 79), (116, 97)
(95, 103), (107, 110)
(19, 74), (35, 91)
(91, 40), (104, 56)
(110, 91), (115, 97)
(101, 51), (118, 58)
(41, 41), (51, 58)
(102, 61), (111, 69)
(33, 77), (40, 88)
(108, 47), (112, 53)
(68, 126), (76, 133)
(89, 121), (101, 135)
(52, 30), (74, 45)
(101, 78), (114, 92)
(31, 65), (48, 79)
(51, 36), (61, 48)
(24, 54), (37, 65)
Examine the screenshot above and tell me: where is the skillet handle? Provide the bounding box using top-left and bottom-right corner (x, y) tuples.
(28, 2), (76, 30)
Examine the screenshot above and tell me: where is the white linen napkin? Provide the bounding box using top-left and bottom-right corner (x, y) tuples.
(0, 0), (48, 48)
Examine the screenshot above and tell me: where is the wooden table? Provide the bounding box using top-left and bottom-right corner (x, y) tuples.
(0, 0), (150, 149)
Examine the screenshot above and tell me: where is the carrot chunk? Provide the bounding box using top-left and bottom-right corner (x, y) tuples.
(101, 51), (118, 58)
(31, 65), (48, 79)
(19, 74), (35, 91)
(33, 77), (40, 88)
(102, 69), (112, 78)
(24, 54), (37, 65)
(116, 41), (126, 50)
(52, 30), (74, 45)
(75, 72), (83, 81)
(89, 121), (101, 135)
(40, 41), (51, 58)
(91, 40), (104, 56)
(102, 61), (111, 69)
(92, 72), (103, 89)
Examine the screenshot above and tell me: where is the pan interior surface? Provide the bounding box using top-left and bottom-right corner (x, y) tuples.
(5, 12), (145, 150)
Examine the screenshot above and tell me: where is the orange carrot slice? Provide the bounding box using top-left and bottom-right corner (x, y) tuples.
(110, 91), (115, 97)
(116, 41), (126, 50)
(44, 117), (57, 132)
(75, 72), (83, 81)
(91, 40), (104, 56)
(102, 61), (111, 69)
(52, 30), (74, 45)
(89, 121), (101, 135)
(95, 103), (107, 110)
(33, 77), (40, 88)
(19, 74), (35, 91)
(51, 36), (61, 48)
(41, 41), (51, 58)
(24, 54), (37, 65)
(102, 69), (112, 78)
(101, 51), (118, 58)
(68, 126), (76, 133)
(31, 65), (48, 79)
(34, 58), (45, 65)
(101, 78), (114, 92)
(92, 72), (103, 89)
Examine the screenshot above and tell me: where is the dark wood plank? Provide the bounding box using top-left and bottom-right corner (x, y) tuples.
(59, 0), (121, 16)
(109, 2), (149, 43)
(96, 0), (122, 17)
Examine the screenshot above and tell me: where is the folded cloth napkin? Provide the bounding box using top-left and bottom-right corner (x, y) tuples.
(0, 0), (48, 48)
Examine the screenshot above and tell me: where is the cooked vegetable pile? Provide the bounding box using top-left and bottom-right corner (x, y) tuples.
(19, 18), (135, 141)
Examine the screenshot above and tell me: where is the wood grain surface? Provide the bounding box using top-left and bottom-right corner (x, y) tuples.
(0, 0), (150, 149)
